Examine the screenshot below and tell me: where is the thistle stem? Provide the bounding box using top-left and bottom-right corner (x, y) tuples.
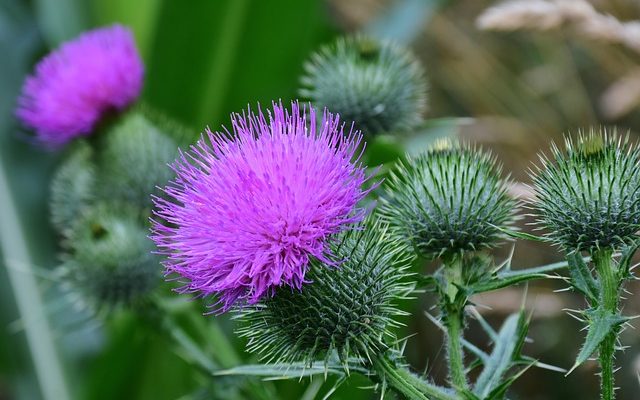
(442, 256), (468, 391)
(445, 309), (467, 390)
(593, 250), (619, 400)
(372, 354), (457, 400)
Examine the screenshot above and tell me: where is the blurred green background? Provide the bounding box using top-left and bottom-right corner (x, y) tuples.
(3, 0), (640, 399)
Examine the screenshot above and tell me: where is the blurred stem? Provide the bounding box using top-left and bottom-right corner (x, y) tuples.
(372, 354), (456, 400)
(0, 159), (70, 400)
(593, 250), (618, 400)
(442, 256), (468, 391)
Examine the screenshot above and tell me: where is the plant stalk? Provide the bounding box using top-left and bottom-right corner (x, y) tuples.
(372, 354), (457, 400)
(593, 250), (619, 400)
(442, 256), (468, 391)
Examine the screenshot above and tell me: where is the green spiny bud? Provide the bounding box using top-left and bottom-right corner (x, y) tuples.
(237, 222), (414, 364)
(50, 141), (96, 235)
(61, 202), (159, 309)
(531, 128), (640, 251)
(379, 140), (517, 260)
(99, 111), (178, 207)
(300, 35), (427, 135)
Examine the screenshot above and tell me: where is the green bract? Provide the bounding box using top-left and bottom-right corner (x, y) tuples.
(300, 35), (427, 135)
(379, 140), (517, 260)
(61, 202), (159, 309)
(531, 129), (640, 251)
(237, 222), (414, 364)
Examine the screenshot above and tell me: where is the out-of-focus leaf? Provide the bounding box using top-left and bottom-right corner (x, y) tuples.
(34, 0), (90, 45)
(142, 0), (334, 134)
(400, 117), (473, 156)
(364, 0), (443, 44)
(90, 0), (161, 60)
(0, 1), (70, 400)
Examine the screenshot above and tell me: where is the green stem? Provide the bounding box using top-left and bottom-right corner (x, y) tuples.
(445, 310), (467, 390)
(593, 250), (618, 400)
(442, 256), (468, 391)
(372, 354), (457, 400)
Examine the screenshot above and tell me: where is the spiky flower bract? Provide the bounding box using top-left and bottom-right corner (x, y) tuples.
(16, 24), (143, 147)
(300, 35), (427, 136)
(379, 140), (517, 260)
(152, 101), (371, 312)
(237, 221), (414, 364)
(99, 111), (178, 207)
(62, 202), (158, 309)
(50, 141), (96, 233)
(531, 129), (640, 251)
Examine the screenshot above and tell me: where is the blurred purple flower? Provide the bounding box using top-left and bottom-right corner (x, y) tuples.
(152, 101), (371, 312)
(16, 25), (143, 147)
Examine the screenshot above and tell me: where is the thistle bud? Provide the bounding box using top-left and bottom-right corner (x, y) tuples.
(50, 141), (96, 234)
(300, 35), (427, 135)
(99, 111), (178, 207)
(379, 140), (517, 260)
(61, 202), (159, 309)
(237, 222), (414, 364)
(531, 129), (640, 250)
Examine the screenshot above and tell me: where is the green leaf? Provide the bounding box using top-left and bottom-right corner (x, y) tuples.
(490, 225), (549, 242)
(567, 307), (627, 375)
(618, 240), (640, 280)
(566, 251), (599, 304)
(216, 361), (360, 380)
(467, 260), (567, 294)
(473, 312), (528, 398)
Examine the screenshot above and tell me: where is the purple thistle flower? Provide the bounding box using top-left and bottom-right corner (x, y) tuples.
(152, 101), (372, 312)
(16, 24), (143, 147)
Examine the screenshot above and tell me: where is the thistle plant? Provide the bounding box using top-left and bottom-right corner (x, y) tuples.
(531, 129), (640, 400)
(379, 140), (547, 397)
(300, 35), (427, 136)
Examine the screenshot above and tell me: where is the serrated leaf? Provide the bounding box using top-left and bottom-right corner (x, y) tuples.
(216, 361), (364, 380)
(490, 225), (549, 242)
(473, 312), (527, 398)
(566, 251), (599, 304)
(483, 362), (534, 400)
(467, 260), (567, 294)
(568, 308), (627, 375)
(618, 240), (640, 280)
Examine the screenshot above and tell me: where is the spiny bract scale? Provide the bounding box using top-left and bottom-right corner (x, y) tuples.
(237, 222), (414, 365)
(300, 35), (427, 136)
(379, 140), (517, 260)
(531, 129), (640, 250)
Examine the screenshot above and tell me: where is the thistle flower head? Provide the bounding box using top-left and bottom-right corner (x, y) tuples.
(152, 101), (371, 312)
(237, 222), (414, 364)
(379, 140), (517, 260)
(17, 24), (143, 147)
(300, 35), (427, 136)
(62, 202), (158, 309)
(531, 129), (640, 251)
